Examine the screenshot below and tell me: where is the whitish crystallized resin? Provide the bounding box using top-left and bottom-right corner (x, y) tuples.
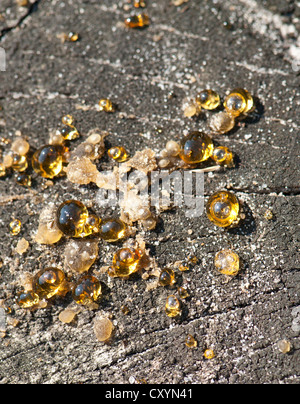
(59, 308), (79, 324)
(94, 316), (114, 342)
(64, 239), (99, 273)
(209, 111), (235, 135)
(277, 339), (291, 354)
(35, 205), (63, 245)
(215, 249), (240, 276)
(11, 137), (30, 156)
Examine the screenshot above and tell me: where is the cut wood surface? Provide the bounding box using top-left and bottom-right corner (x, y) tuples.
(0, 0), (299, 384)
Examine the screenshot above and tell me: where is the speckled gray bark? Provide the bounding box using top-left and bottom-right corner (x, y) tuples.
(0, 0), (299, 384)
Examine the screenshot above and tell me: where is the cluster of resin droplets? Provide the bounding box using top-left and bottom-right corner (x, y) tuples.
(5, 86), (255, 326)
(0, 3), (258, 351)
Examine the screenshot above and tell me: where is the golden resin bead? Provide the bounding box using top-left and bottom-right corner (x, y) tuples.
(224, 88), (254, 117)
(9, 219), (21, 235)
(211, 146), (234, 167)
(99, 99), (115, 112)
(108, 146), (129, 163)
(0, 163), (6, 177)
(32, 145), (64, 178)
(158, 268), (176, 287)
(56, 200), (90, 237)
(196, 89), (220, 110)
(67, 32), (79, 42)
(206, 191), (240, 228)
(60, 126), (80, 140)
(209, 111), (236, 135)
(125, 13), (150, 28)
(84, 214), (101, 235)
(179, 131), (214, 164)
(61, 114), (74, 127)
(204, 348), (215, 359)
(165, 295), (181, 318)
(182, 98), (201, 118)
(72, 274), (102, 305)
(111, 247), (142, 277)
(16, 290), (40, 308)
(215, 249), (240, 276)
(15, 172), (32, 187)
(33, 268), (65, 299)
(185, 334), (197, 348)
(11, 154), (28, 172)
(178, 286), (189, 299)
(134, 0), (146, 7)
(99, 218), (127, 242)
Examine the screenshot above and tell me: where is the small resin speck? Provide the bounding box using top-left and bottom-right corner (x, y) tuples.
(185, 334), (197, 348)
(165, 295), (181, 318)
(94, 316), (113, 342)
(204, 348), (215, 359)
(10, 219), (21, 235)
(159, 268), (176, 287)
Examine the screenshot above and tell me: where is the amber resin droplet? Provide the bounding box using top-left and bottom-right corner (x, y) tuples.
(158, 268), (176, 286)
(178, 286), (189, 299)
(196, 89), (220, 110)
(134, 0), (146, 7)
(211, 146), (234, 167)
(224, 88), (254, 117)
(111, 248), (142, 277)
(165, 295), (181, 318)
(11, 154), (28, 172)
(67, 32), (79, 42)
(125, 13), (150, 28)
(33, 267), (65, 299)
(204, 348), (215, 359)
(60, 126), (80, 141)
(98, 99), (115, 112)
(56, 200), (90, 237)
(72, 274), (102, 305)
(61, 114), (74, 127)
(179, 131), (214, 164)
(99, 218), (127, 242)
(107, 146), (129, 163)
(215, 249), (240, 276)
(16, 290), (40, 308)
(185, 334), (197, 348)
(206, 191), (240, 228)
(32, 145), (64, 178)
(10, 219), (21, 235)
(15, 172), (32, 187)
